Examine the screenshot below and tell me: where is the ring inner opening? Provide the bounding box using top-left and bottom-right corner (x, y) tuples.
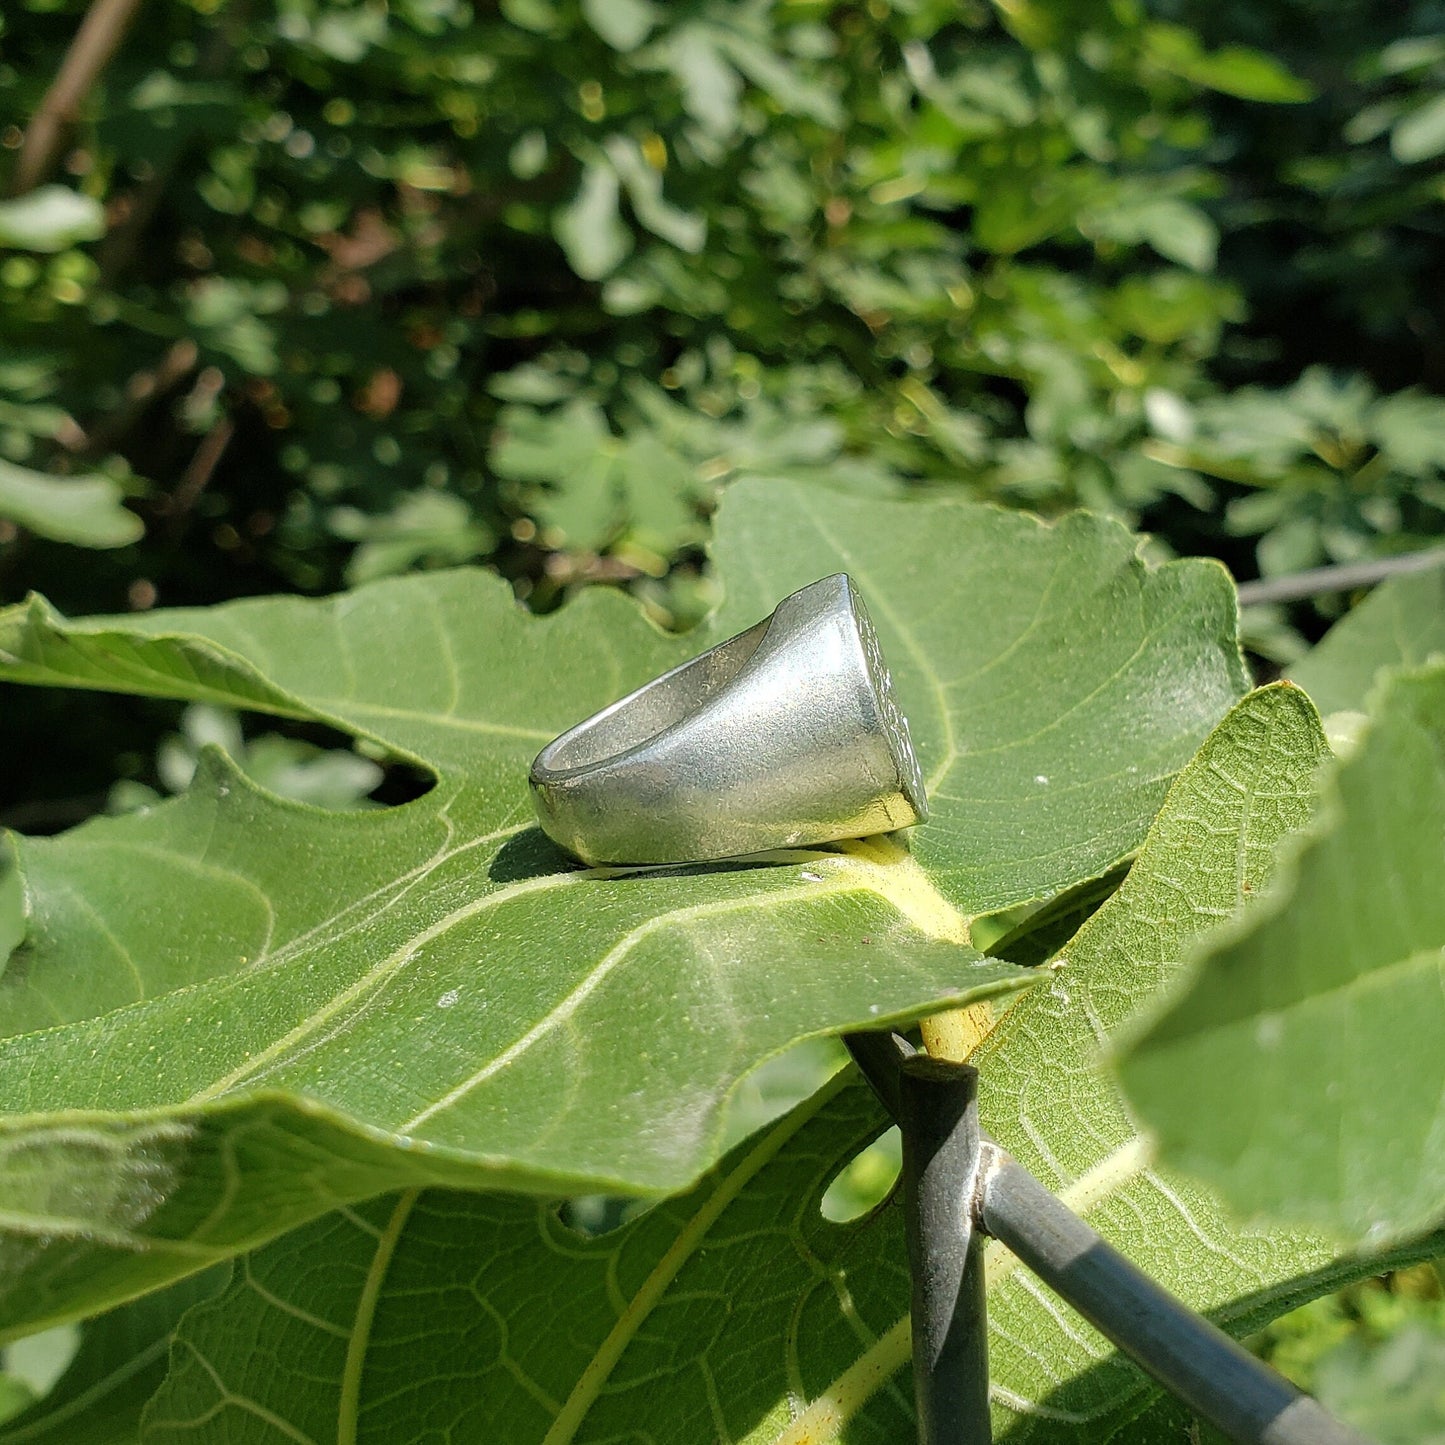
(543, 617), (770, 773)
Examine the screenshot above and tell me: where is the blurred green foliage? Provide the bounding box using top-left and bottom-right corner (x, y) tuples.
(105, 700), (384, 812)
(0, 0), (1443, 804)
(1, 0), (1443, 635)
(1255, 1264), (1445, 1443)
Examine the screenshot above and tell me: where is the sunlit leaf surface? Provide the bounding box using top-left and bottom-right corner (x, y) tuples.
(0, 484), (1246, 1337)
(1122, 665), (1445, 1245)
(139, 686), (1423, 1444)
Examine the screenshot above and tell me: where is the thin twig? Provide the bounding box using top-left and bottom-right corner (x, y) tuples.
(66, 338), (199, 459)
(166, 413), (234, 534)
(94, 5), (239, 280)
(9, 0), (146, 196)
(1236, 548), (1445, 606)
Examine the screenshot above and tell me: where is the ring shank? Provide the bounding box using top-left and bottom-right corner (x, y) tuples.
(529, 574), (927, 865)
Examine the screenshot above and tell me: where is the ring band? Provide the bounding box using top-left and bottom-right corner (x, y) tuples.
(529, 573), (928, 865)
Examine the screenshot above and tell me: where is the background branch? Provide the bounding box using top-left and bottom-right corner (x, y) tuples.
(1235, 548), (1445, 606)
(9, 0), (146, 196)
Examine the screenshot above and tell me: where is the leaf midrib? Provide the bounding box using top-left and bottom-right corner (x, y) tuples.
(192, 866), (589, 1102)
(337, 1189), (418, 1445)
(542, 1077), (841, 1445)
(311, 697), (552, 742)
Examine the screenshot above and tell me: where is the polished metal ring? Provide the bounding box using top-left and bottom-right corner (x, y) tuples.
(529, 573), (928, 865)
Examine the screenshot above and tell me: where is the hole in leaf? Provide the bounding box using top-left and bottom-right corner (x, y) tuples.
(820, 1126), (902, 1224)
(0, 1322), (81, 1409)
(0, 696), (434, 834)
(0, 691), (180, 834)
(556, 1195), (649, 1237)
(119, 704), (433, 816)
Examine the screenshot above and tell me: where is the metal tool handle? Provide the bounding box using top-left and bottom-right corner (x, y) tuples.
(899, 1056), (990, 1444)
(844, 1033), (1377, 1445)
(979, 1150), (1373, 1445)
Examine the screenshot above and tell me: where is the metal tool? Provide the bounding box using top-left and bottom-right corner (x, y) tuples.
(844, 1033), (1376, 1445)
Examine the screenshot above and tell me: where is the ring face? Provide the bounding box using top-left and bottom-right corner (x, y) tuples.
(529, 573), (928, 865)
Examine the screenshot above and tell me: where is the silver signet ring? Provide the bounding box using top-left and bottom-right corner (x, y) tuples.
(529, 573), (928, 865)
